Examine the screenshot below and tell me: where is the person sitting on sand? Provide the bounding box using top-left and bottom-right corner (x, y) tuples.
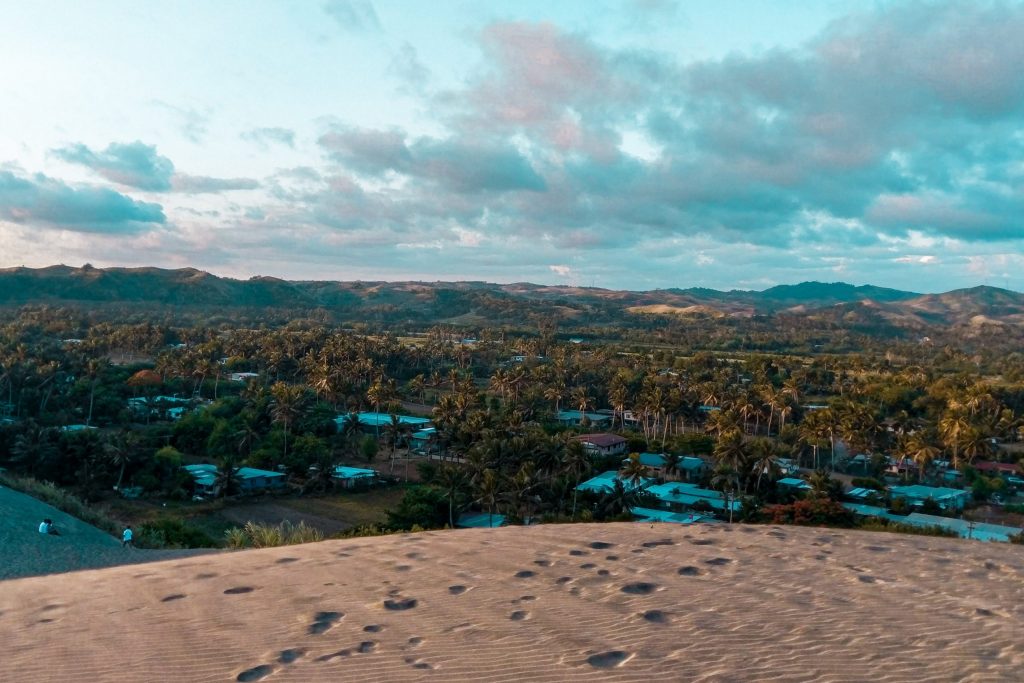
(122, 525), (133, 548)
(38, 518), (60, 536)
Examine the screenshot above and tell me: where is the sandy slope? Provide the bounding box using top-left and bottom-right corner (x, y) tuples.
(1, 523), (1023, 682)
(0, 484), (210, 580)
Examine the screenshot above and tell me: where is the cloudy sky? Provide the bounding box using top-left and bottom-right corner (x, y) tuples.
(1, 0), (1023, 292)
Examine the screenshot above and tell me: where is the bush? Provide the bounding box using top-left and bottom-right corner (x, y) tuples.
(385, 485), (449, 530)
(851, 477), (886, 491)
(224, 520), (324, 549)
(140, 518), (217, 548)
(859, 519), (958, 538)
(762, 498), (855, 527)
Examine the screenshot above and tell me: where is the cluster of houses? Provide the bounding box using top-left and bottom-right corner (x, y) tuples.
(182, 462), (381, 498)
(127, 395), (208, 421)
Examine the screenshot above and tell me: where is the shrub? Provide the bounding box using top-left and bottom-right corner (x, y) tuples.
(762, 498), (855, 527)
(223, 520), (325, 549)
(851, 477), (886, 491)
(139, 518), (217, 548)
(859, 519), (958, 538)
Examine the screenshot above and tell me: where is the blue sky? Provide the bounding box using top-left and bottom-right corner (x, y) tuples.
(1, 0), (1023, 292)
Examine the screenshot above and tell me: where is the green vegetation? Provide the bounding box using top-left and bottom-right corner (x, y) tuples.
(225, 520), (324, 549)
(1, 288), (1023, 543)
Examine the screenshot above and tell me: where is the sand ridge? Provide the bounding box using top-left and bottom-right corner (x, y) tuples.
(0, 484), (211, 580)
(1, 523), (1023, 682)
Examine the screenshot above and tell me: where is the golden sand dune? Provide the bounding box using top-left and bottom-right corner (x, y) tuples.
(2, 523), (1023, 682)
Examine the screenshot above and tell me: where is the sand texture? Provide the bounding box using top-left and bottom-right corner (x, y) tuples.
(2, 523), (1023, 682)
(0, 484), (210, 580)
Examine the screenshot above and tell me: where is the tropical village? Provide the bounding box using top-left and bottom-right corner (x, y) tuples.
(3, 292), (1024, 565)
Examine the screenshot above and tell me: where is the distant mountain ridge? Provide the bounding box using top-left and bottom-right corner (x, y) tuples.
(1, 265), (1022, 330)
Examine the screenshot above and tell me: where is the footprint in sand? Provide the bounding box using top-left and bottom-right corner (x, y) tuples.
(691, 539), (715, 546)
(364, 625), (384, 633)
(407, 636), (424, 647)
(580, 563), (596, 569)
(161, 594), (187, 602)
(236, 664), (275, 681)
(405, 657), (433, 669)
(316, 650), (351, 662)
(704, 557), (733, 566)
(448, 585), (468, 595)
(621, 582), (658, 595)
(384, 598), (418, 611)
(569, 550), (588, 556)
(510, 610), (529, 621)
(642, 539), (675, 548)
(857, 575), (876, 584)
(642, 610), (668, 624)
(275, 557), (299, 564)
(597, 569), (611, 576)
(195, 573), (218, 580)
(606, 555), (619, 561)
(555, 576), (573, 585)
(534, 559), (552, 567)
(358, 641), (377, 654)
(309, 611), (344, 635)
(278, 648), (306, 664)
(395, 565), (412, 572)
(678, 566), (701, 576)
(589, 541), (615, 549)
(224, 586), (255, 595)
(514, 570), (537, 579)
(587, 651), (630, 668)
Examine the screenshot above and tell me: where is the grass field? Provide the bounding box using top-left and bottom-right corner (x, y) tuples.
(107, 486), (409, 547)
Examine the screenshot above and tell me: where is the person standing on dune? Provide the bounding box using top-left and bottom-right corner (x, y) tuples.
(122, 525), (133, 548)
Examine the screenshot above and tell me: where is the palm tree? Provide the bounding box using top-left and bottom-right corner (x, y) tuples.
(563, 440), (590, 520)
(436, 464), (470, 528)
(713, 429), (748, 473)
(84, 358), (108, 427)
(105, 431), (139, 491)
(959, 426), (992, 465)
(570, 386), (592, 423)
(900, 432), (941, 482)
(408, 374), (427, 406)
(271, 382), (308, 461)
(475, 468), (503, 528)
(808, 469), (839, 500)
(234, 411), (261, 459)
(384, 413), (404, 474)
(710, 466), (740, 523)
(661, 452), (682, 482)
(939, 411), (971, 470)
(598, 479), (645, 519)
(619, 453), (649, 485)
(543, 382), (565, 414)
(215, 456), (243, 498)
(749, 439), (779, 492)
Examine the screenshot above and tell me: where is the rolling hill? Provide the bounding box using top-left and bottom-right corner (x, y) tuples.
(1, 265), (1023, 333)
